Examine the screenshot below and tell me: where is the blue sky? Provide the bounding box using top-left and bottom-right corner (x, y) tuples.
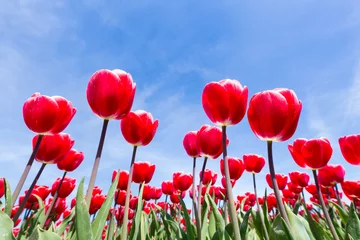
(1, 0), (360, 205)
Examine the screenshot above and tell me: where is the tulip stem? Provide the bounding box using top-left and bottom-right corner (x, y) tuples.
(121, 145), (138, 239)
(266, 141), (291, 228)
(12, 135), (44, 206)
(192, 157), (201, 240)
(312, 170), (339, 240)
(253, 173), (269, 240)
(85, 119), (109, 207)
(301, 190), (307, 205)
(334, 184), (344, 209)
(221, 126), (241, 240)
(42, 171), (67, 229)
(197, 157), (208, 227)
(13, 163), (47, 223)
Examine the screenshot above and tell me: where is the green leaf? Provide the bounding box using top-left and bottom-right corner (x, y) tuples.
(208, 206), (216, 238)
(28, 226), (62, 240)
(302, 203), (330, 240)
(345, 203), (360, 240)
(206, 194), (225, 233)
(331, 201), (349, 226)
(140, 212), (147, 240)
(3, 179), (12, 217)
(0, 211), (15, 240)
(56, 208), (75, 236)
(91, 170), (119, 240)
(107, 213), (116, 240)
(201, 195), (210, 240)
(129, 182), (145, 240)
(292, 196), (301, 215)
(248, 228), (261, 240)
(179, 196), (196, 239)
(149, 210), (160, 237)
(75, 177), (93, 240)
(240, 209), (251, 240)
(269, 215), (293, 240)
(284, 203), (313, 240)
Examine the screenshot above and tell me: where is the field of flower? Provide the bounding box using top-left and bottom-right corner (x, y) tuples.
(0, 69), (359, 240)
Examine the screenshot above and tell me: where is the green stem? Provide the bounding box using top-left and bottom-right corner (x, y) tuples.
(197, 157), (208, 227)
(334, 184), (344, 209)
(192, 157), (201, 240)
(253, 173), (269, 240)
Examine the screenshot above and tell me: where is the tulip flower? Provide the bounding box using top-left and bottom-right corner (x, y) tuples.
(56, 149), (84, 172)
(196, 125), (227, 160)
(90, 193), (106, 215)
(152, 187), (162, 200)
(266, 173), (288, 190)
(51, 177), (76, 198)
(221, 177), (236, 189)
(338, 134), (360, 166)
(142, 185), (155, 201)
(0, 178), (4, 199)
(220, 157), (245, 180)
(115, 190), (129, 206)
(341, 180), (360, 201)
(200, 169), (217, 185)
(287, 182), (302, 194)
(243, 154), (266, 174)
(132, 161), (156, 184)
(161, 181), (175, 196)
(183, 131), (201, 158)
(112, 170), (129, 190)
(288, 171), (310, 188)
(318, 164), (345, 187)
(173, 172), (193, 192)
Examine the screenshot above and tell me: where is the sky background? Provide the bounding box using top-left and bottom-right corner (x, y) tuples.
(1, 0), (360, 207)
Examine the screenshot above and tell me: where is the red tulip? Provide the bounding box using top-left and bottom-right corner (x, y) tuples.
(0, 178), (4, 198)
(200, 169), (217, 185)
(121, 110), (159, 146)
(24, 185), (50, 203)
(266, 173), (288, 190)
(33, 133), (74, 164)
(86, 69), (136, 120)
(183, 131), (200, 158)
(56, 149), (84, 172)
(243, 154), (266, 173)
(129, 196), (138, 210)
(287, 182), (302, 194)
(23, 93), (76, 135)
(288, 138), (333, 169)
(213, 186), (226, 200)
(170, 191), (186, 204)
(63, 208), (72, 219)
(247, 88), (302, 142)
(92, 186), (103, 196)
(305, 184), (317, 195)
(90, 194), (106, 214)
(202, 79), (248, 126)
(282, 189), (296, 199)
(161, 180), (175, 195)
(339, 134), (360, 165)
(340, 180), (360, 201)
(51, 177), (76, 198)
(197, 125), (228, 159)
(142, 185), (155, 201)
(221, 177), (236, 189)
(46, 197), (67, 215)
(153, 187), (163, 200)
(173, 172), (193, 192)
(288, 171), (310, 188)
(267, 193), (277, 209)
(112, 170), (129, 190)
(220, 157), (244, 180)
(132, 161), (156, 184)
(318, 164), (345, 187)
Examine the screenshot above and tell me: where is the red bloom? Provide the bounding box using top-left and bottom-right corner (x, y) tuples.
(202, 79), (248, 126)
(142, 185), (155, 201)
(0, 178), (4, 198)
(153, 187), (163, 200)
(287, 182), (302, 194)
(46, 197), (67, 215)
(266, 173), (288, 190)
(305, 184), (317, 195)
(161, 180), (175, 195)
(221, 177), (236, 189)
(23, 93), (76, 135)
(24, 185), (51, 203)
(112, 170), (129, 190)
(339, 134), (360, 165)
(173, 172), (193, 192)
(282, 189), (296, 199)
(318, 164), (345, 187)
(288, 171), (310, 188)
(170, 191), (186, 204)
(200, 169), (217, 185)
(288, 138), (333, 169)
(267, 193), (277, 209)
(121, 110), (159, 146)
(243, 154), (266, 174)
(197, 125), (228, 159)
(90, 194), (106, 214)
(341, 180), (360, 201)
(247, 88), (302, 142)
(129, 197), (138, 210)
(51, 177), (76, 198)
(56, 149), (84, 172)
(86, 69), (136, 120)
(132, 161), (156, 184)
(183, 131), (200, 158)
(220, 157), (245, 180)
(33, 133), (74, 164)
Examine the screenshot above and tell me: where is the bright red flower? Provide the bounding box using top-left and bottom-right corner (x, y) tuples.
(23, 93), (76, 135)
(170, 191), (186, 204)
(339, 134), (360, 165)
(213, 186), (226, 200)
(287, 182), (302, 194)
(90, 194), (106, 214)
(173, 172), (193, 192)
(86, 69), (136, 120)
(161, 180), (175, 195)
(63, 208), (72, 219)
(56, 149), (84, 172)
(142, 185), (155, 201)
(341, 180), (360, 201)
(132, 161), (156, 184)
(121, 110), (159, 146)
(220, 157), (245, 180)
(266, 173), (288, 190)
(247, 88), (302, 142)
(112, 170), (129, 190)
(197, 125), (228, 159)
(129, 196), (138, 210)
(267, 193), (277, 209)
(153, 187), (162, 200)
(318, 164), (345, 187)
(243, 154), (266, 173)
(288, 171), (310, 188)
(24, 185), (51, 203)
(202, 79), (248, 126)
(51, 177), (76, 198)
(183, 131), (200, 158)
(200, 169), (217, 185)
(288, 138), (333, 169)
(282, 189), (296, 199)
(221, 177), (236, 189)
(46, 197), (67, 215)
(0, 178), (4, 198)
(33, 133), (74, 164)
(92, 186), (102, 196)
(305, 184), (317, 195)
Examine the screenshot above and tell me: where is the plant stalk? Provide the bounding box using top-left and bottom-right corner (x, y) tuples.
(192, 157), (201, 240)
(197, 157), (208, 227)
(253, 173), (269, 240)
(334, 184), (344, 209)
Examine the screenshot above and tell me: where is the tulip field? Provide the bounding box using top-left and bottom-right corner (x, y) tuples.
(1, 70), (360, 240)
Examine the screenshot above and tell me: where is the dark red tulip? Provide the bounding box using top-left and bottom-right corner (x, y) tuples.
(197, 125), (228, 159)
(51, 177), (76, 198)
(86, 69), (136, 120)
(339, 134), (360, 165)
(33, 133), (74, 164)
(115, 190), (128, 206)
(220, 157), (244, 180)
(112, 170), (129, 190)
(23, 93), (76, 135)
(288, 138), (333, 169)
(56, 149), (84, 172)
(341, 180), (360, 201)
(173, 172), (192, 192)
(0, 178), (4, 198)
(200, 169), (217, 185)
(132, 161), (156, 184)
(202, 79), (248, 126)
(318, 164), (345, 187)
(121, 110), (159, 146)
(129, 196), (138, 210)
(266, 173), (288, 190)
(153, 187), (162, 200)
(243, 154), (266, 174)
(161, 180), (175, 195)
(288, 171), (310, 188)
(143, 185), (155, 201)
(183, 131), (200, 158)
(247, 89), (302, 142)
